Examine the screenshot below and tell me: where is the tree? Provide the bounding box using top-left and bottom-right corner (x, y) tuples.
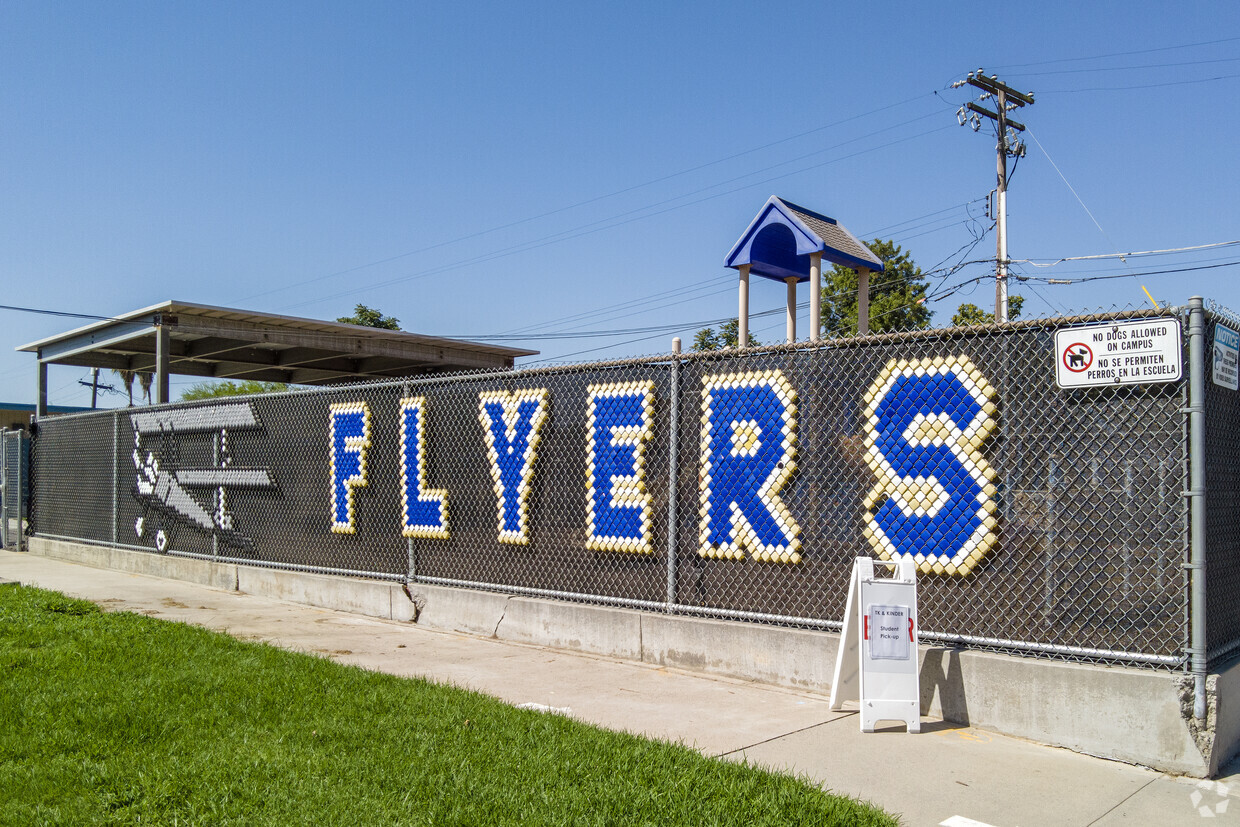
(337, 304), (400, 330)
(112, 370), (151, 406)
(181, 380), (290, 401)
(692, 318), (761, 351)
(951, 295), (1025, 326)
(113, 369), (135, 407)
(109, 369), (156, 406)
(137, 372), (153, 405)
(821, 239), (930, 337)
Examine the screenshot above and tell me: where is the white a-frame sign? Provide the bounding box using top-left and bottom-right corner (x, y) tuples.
(830, 556), (921, 733)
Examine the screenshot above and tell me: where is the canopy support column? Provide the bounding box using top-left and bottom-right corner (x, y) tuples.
(154, 321), (170, 405)
(36, 360), (47, 418)
(857, 268), (871, 336)
(785, 277), (798, 343)
(738, 264), (750, 348)
(809, 251), (822, 342)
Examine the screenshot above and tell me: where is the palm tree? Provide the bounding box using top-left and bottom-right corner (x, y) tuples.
(113, 369), (135, 406)
(137, 372), (153, 405)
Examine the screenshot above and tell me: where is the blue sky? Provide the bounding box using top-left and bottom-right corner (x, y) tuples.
(2, 2), (1238, 407)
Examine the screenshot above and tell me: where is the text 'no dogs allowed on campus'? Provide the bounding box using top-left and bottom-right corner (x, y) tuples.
(1055, 319), (1182, 389)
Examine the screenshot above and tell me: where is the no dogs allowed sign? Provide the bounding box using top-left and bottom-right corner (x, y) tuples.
(1054, 319), (1182, 389)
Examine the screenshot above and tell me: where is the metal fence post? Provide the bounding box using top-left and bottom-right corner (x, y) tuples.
(17, 433), (25, 552)
(112, 412), (119, 547)
(666, 355), (681, 609)
(1187, 296), (1207, 721)
(2, 433), (9, 549)
(403, 382), (416, 583)
(17, 430), (30, 553)
(3, 431), (28, 552)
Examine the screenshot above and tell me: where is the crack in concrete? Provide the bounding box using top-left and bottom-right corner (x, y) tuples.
(493, 596), (513, 638)
(713, 713), (856, 759)
(1084, 775), (1159, 826)
(1177, 673), (1219, 768)
(400, 581), (425, 623)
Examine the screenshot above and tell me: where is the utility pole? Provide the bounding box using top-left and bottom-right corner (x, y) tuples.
(953, 69), (1034, 323)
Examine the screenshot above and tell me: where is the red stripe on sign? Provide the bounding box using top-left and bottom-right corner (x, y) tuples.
(864, 616), (869, 640)
(908, 618), (914, 641)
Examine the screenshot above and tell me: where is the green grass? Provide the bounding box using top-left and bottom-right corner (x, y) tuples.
(0, 584), (895, 826)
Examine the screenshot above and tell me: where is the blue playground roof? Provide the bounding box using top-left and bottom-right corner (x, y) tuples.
(724, 196), (883, 282)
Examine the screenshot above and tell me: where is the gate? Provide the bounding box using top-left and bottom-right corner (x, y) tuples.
(1, 430), (30, 551)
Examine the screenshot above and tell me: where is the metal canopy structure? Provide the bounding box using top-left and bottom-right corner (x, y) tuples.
(725, 196), (883, 344)
(17, 300), (537, 415)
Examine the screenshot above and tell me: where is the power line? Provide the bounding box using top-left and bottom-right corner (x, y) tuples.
(522, 280), (739, 338)
(925, 225), (995, 287)
(453, 270), (922, 344)
(1006, 55), (1240, 78)
(897, 216), (988, 244)
(525, 329), (682, 365)
(278, 126), (947, 314)
(474, 245), (1033, 348)
(1017, 278), (1067, 317)
(0, 304), (137, 325)
(510, 204), (989, 338)
(275, 122), (956, 314)
(988, 36), (1240, 70)
(0, 198), (990, 366)
(1024, 126), (1126, 266)
(453, 301), (787, 343)
(862, 198), (984, 237)
(499, 276), (735, 336)
(867, 212), (980, 242)
(1040, 73), (1240, 94)
(528, 254), (1240, 364)
(1016, 240), (1240, 267)
(499, 199), (987, 340)
(240, 93), (936, 305)
(455, 268), (932, 343)
(922, 258), (1240, 309)
(1018, 259), (1240, 285)
(14, 234), (1228, 360)
(1007, 252), (1240, 278)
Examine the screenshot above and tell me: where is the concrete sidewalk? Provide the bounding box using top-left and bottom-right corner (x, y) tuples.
(3, 549), (1236, 826)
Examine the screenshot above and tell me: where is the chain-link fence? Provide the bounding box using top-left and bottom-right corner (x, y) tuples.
(1, 429), (29, 550)
(1205, 301), (1240, 665)
(29, 304), (1233, 669)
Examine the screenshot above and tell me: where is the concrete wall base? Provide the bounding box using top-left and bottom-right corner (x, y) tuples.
(33, 537), (239, 591)
(26, 537), (1235, 777)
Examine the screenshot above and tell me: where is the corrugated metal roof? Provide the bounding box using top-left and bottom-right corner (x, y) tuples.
(18, 300), (536, 359)
(16, 300), (537, 387)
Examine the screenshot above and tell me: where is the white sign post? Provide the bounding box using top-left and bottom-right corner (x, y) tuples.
(1054, 319), (1182, 389)
(1214, 323), (1239, 391)
(830, 556), (920, 733)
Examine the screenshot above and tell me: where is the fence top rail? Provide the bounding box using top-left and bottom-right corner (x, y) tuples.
(1207, 299), (1240, 328)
